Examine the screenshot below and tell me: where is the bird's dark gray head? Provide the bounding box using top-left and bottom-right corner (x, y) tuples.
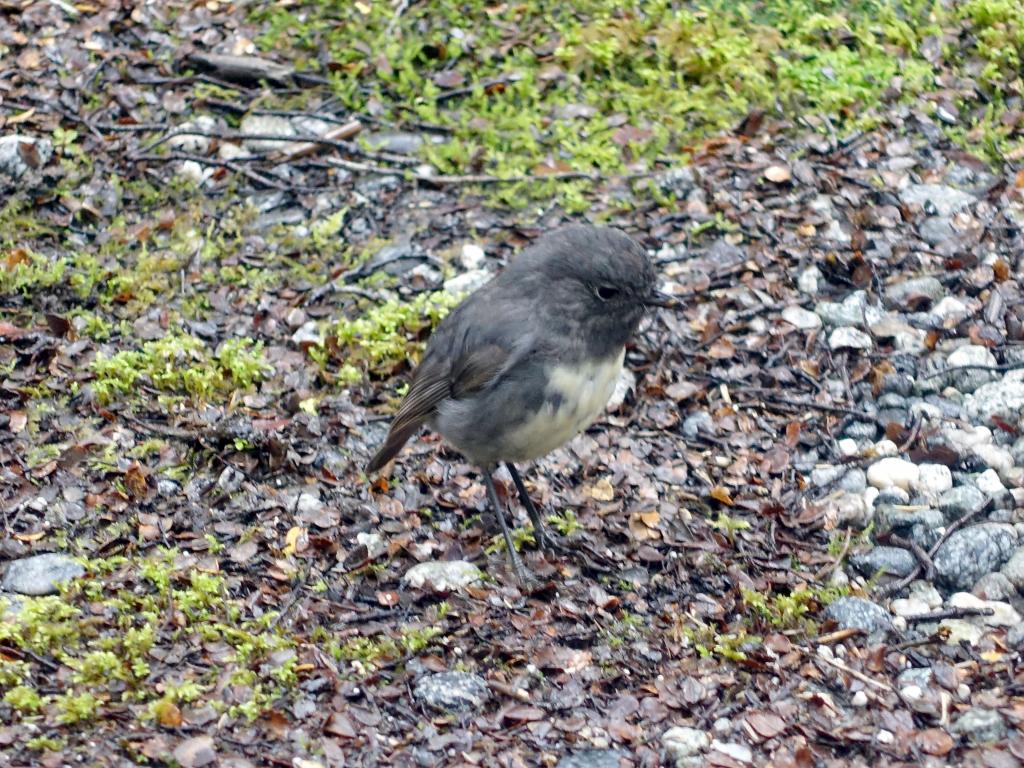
(506, 224), (658, 356)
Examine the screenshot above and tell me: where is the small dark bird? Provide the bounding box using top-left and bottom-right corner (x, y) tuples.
(366, 224), (674, 581)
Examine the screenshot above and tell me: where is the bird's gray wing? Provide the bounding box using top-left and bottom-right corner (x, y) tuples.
(365, 339), (514, 472)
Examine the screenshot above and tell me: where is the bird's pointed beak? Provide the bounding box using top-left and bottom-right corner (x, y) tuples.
(646, 291), (682, 310)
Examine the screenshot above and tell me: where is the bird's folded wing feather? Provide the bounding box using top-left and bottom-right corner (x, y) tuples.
(365, 342), (514, 471)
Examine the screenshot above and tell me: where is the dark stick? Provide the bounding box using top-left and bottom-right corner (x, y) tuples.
(484, 470), (526, 584)
(889, 534), (935, 581)
(903, 606), (994, 623)
(506, 462), (550, 550)
(876, 498), (994, 598)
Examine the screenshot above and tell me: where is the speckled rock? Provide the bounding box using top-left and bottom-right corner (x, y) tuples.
(932, 524), (1018, 591)
(850, 547), (917, 579)
(824, 597), (892, 635)
(557, 750), (625, 768)
(950, 708), (1007, 745)
(413, 671), (490, 713)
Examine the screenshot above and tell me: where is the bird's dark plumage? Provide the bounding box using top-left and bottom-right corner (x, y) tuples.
(366, 225), (656, 472)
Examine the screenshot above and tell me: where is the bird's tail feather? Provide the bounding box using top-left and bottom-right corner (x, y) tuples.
(365, 423), (419, 473)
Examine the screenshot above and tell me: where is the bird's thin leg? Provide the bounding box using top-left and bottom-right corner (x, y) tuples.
(483, 469), (526, 584)
(505, 462), (550, 551)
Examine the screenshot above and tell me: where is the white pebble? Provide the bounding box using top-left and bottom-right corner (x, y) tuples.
(913, 464), (953, 496)
(829, 326), (873, 350)
(948, 592), (1022, 627)
(975, 468), (1007, 497)
(851, 690), (869, 707)
(941, 425), (992, 453)
(972, 444), (1014, 475)
(873, 439), (899, 457)
(901, 684), (923, 702)
(877, 730), (895, 745)
(837, 439), (859, 457)
(930, 296), (972, 325)
(459, 243), (486, 270)
(798, 266), (821, 294)
(867, 457), (920, 491)
(957, 683), (970, 700)
(892, 616), (907, 632)
(782, 305), (822, 330)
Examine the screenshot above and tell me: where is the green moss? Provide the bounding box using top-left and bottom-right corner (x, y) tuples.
(0, 248), (66, 294)
(319, 289), (461, 383)
(0, 550), (300, 732)
(91, 331), (272, 405)
(742, 584), (850, 634)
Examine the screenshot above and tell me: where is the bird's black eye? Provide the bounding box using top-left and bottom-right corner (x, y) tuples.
(595, 285), (620, 301)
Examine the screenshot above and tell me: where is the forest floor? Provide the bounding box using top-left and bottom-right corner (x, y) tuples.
(3, 1), (1024, 766)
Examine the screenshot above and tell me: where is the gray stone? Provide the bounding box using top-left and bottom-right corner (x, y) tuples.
(444, 268), (492, 295)
(971, 571), (1016, 601)
(657, 166), (697, 196)
(950, 708), (1007, 745)
(814, 291), (885, 328)
(403, 561), (483, 592)
(682, 410), (715, 439)
(918, 216), (955, 246)
(999, 546), (1024, 590)
(823, 597), (892, 635)
(239, 114), (297, 152)
(883, 277), (945, 310)
(876, 487), (911, 506)
(843, 421), (879, 440)
(932, 524), (1018, 591)
(1, 553), (85, 596)
(413, 671), (490, 714)
(811, 465), (845, 488)
(364, 131), (424, 155)
(940, 345), (999, 393)
(1008, 622), (1024, 648)
(557, 751), (624, 768)
(839, 468), (867, 493)
(850, 546), (917, 579)
(900, 183), (976, 217)
(962, 376), (1024, 425)
(937, 485), (986, 523)
(897, 667), (933, 688)
(877, 505), (943, 534)
(662, 726), (710, 764)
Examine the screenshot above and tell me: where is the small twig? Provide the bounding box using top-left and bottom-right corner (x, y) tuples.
(888, 534), (935, 581)
(897, 412), (924, 453)
(921, 361), (1024, 380)
(814, 528), (851, 581)
(903, 606), (995, 624)
(130, 152), (286, 190)
(815, 627), (863, 645)
(875, 498), (994, 598)
(809, 648), (894, 692)
(325, 156), (656, 186)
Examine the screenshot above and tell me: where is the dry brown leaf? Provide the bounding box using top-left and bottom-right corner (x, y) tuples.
(324, 711), (356, 738)
(744, 711), (787, 741)
(588, 477), (615, 501)
(914, 727), (954, 756)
